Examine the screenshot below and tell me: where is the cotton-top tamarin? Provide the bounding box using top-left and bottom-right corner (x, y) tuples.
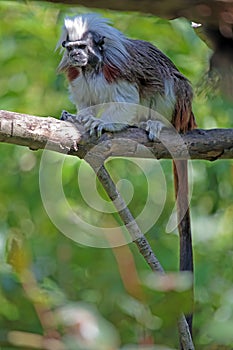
(57, 13), (196, 332)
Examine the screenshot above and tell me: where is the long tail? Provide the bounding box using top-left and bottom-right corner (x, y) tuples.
(173, 159), (194, 334)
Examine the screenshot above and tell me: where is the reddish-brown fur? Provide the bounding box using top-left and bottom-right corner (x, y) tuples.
(66, 66), (80, 81)
(103, 64), (120, 83)
(172, 105), (197, 133)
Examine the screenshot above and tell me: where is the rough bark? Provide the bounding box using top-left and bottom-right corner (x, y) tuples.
(1, 110), (233, 161)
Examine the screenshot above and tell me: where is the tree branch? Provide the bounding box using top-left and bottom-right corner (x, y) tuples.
(41, 0), (233, 27)
(90, 166), (194, 350)
(1, 110), (233, 161)
(1, 109), (197, 348)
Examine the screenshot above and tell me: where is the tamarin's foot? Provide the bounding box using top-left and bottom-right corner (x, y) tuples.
(139, 120), (166, 141)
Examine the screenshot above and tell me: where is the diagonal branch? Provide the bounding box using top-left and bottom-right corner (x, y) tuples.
(92, 164), (194, 350)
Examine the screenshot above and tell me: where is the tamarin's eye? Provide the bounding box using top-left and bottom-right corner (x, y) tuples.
(62, 41), (73, 51)
(78, 44), (87, 50)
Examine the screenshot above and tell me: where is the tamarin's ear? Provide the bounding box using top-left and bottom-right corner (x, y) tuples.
(97, 36), (105, 46)
(92, 33), (105, 48)
(56, 28), (68, 52)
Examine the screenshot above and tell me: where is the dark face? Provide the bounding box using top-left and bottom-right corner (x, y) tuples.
(62, 31), (105, 68)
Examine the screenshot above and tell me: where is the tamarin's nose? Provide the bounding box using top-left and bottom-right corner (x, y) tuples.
(70, 50), (81, 58)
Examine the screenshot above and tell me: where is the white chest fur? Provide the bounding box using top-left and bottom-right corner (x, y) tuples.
(69, 71), (139, 111)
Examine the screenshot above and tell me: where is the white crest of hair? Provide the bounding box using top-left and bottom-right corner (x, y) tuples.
(57, 13), (130, 67)
(64, 14), (122, 41)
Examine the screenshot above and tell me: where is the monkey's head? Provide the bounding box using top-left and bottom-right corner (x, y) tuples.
(57, 14), (130, 75)
(61, 31), (105, 69)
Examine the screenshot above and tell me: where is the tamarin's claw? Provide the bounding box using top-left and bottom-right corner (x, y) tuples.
(77, 114), (128, 137)
(76, 114), (104, 136)
(139, 120), (165, 141)
(60, 110), (76, 122)
(61, 112), (127, 137)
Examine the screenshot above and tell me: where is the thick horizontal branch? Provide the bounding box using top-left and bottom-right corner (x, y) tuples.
(0, 110), (233, 161)
(43, 0), (233, 26)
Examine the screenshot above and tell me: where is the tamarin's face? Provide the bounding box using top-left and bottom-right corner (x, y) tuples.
(62, 31), (105, 68)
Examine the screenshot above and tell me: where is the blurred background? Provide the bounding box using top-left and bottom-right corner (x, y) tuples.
(0, 1), (233, 349)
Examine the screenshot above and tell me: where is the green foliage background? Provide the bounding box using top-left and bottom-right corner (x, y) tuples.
(0, 1), (233, 349)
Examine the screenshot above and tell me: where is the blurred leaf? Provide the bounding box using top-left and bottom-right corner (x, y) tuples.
(57, 302), (119, 350)
(142, 271), (193, 292)
(6, 233), (30, 274)
(117, 295), (162, 330)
